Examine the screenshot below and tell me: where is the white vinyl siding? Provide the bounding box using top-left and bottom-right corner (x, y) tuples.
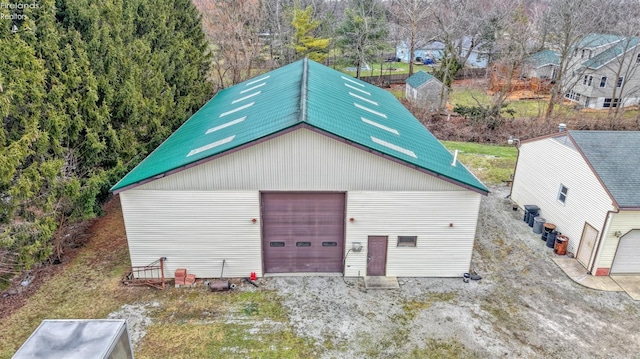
(596, 211), (640, 270)
(137, 128), (464, 192)
(511, 137), (614, 257)
(120, 190), (262, 278)
(344, 191), (482, 277)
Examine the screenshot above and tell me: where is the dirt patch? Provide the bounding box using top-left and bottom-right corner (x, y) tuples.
(0, 196), (124, 320)
(261, 186), (640, 358)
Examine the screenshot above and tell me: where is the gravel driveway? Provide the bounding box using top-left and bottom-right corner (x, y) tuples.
(262, 186), (640, 358)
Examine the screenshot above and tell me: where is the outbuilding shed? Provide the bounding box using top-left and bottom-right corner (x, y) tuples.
(112, 59), (488, 279)
(405, 71), (447, 112)
(510, 131), (640, 275)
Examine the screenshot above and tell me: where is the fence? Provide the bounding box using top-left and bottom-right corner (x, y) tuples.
(358, 73), (409, 86)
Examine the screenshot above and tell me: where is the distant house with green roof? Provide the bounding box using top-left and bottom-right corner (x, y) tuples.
(112, 59), (487, 280)
(524, 49), (560, 80)
(405, 70), (447, 111)
(564, 34), (640, 109)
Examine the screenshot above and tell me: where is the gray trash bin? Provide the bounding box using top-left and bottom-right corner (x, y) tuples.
(533, 217), (546, 234)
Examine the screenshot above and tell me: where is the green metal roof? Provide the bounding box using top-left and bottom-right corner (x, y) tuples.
(581, 37), (639, 69)
(406, 71), (437, 88)
(527, 49), (559, 68)
(112, 59), (487, 194)
(575, 34), (624, 49)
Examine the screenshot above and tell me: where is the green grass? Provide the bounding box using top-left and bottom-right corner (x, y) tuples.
(442, 141), (518, 185)
(340, 62), (435, 77)
(448, 88), (548, 118)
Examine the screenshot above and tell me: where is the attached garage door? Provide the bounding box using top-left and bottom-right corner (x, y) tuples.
(611, 230), (640, 274)
(262, 192), (345, 273)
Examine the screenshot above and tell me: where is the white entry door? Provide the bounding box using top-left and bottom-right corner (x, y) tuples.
(577, 223), (598, 269)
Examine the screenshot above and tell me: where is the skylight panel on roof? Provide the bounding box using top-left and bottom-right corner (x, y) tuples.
(341, 76), (365, 87)
(232, 91), (261, 104)
(344, 83), (371, 95)
(349, 92), (378, 106)
(187, 135), (236, 157)
(361, 117), (399, 135)
(219, 102), (254, 117)
(205, 116), (246, 134)
(371, 136), (417, 158)
(246, 75), (270, 86)
(241, 82), (266, 93)
(354, 103), (387, 118)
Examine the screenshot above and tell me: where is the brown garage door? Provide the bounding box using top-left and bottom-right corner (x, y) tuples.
(262, 192), (345, 273)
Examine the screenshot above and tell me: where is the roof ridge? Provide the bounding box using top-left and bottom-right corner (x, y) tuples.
(300, 58), (309, 123)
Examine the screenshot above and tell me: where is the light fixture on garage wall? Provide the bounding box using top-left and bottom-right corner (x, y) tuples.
(251, 218), (257, 223)
(349, 217), (355, 223)
(614, 230), (622, 238)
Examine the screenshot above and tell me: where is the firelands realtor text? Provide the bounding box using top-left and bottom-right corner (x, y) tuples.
(1, 2), (39, 20)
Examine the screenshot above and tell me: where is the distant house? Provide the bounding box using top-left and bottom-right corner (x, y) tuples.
(564, 33), (640, 109)
(457, 36), (491, 69)
(524, 49), (560, 80)
(405, 71), (447, 111)
(395, 41), (445, 63)
(511, 130), (640, 276)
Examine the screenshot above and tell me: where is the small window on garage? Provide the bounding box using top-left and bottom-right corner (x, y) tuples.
(296, 242), (311, 247)
(269, 242), (285, 247)
(397, 236), (417, 247)
(322, 242), (338, 247)
(557, 185), (568, 204)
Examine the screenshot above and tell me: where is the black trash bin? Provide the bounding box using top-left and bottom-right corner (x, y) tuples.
(528, 211), (538, 227)
(542, 223), (556, 241)
(524, 205), (539, 223)
(546, 231), (557, 248)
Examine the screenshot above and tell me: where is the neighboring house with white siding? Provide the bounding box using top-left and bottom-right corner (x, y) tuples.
(510, 131), (640, 276)
(564, 34), (640, 109)
(111, 59), (488, 279)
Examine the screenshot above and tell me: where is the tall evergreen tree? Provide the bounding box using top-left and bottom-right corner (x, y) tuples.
(0, 0), (212, 271)
(336, 0), (389, 78)
(290, 5), (331, 62)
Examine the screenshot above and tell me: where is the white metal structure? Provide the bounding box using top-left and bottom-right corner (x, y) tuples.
(121, 129), (483, 278)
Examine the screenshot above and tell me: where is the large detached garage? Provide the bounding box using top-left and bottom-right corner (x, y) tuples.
(111, 59), (488, 278)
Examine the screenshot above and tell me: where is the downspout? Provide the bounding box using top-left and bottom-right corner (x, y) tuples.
(508, 142), (522, 200)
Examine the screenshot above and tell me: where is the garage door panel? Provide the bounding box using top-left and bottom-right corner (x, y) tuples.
(262, 192), (345, 273)
(611, 230), (640, 274)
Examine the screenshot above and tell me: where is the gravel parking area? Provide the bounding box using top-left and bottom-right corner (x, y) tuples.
(262, 186), (640, 358)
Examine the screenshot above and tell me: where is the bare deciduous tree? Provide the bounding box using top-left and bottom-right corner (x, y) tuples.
(193, 0), (264, 90)
(535, 0), (614, 119)
(388, 0), (434, 76)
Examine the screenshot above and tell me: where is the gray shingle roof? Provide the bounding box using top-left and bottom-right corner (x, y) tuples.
(569, 131), (640, 208)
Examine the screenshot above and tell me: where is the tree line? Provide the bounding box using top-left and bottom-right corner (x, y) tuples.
(1, 0), (212, 274)
(195, 0), (640, 120)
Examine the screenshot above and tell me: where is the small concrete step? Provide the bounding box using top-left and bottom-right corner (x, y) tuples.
(364, 276), (399, 289)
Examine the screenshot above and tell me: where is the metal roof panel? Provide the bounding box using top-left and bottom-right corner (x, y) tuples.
(112, 60), (487, 193)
